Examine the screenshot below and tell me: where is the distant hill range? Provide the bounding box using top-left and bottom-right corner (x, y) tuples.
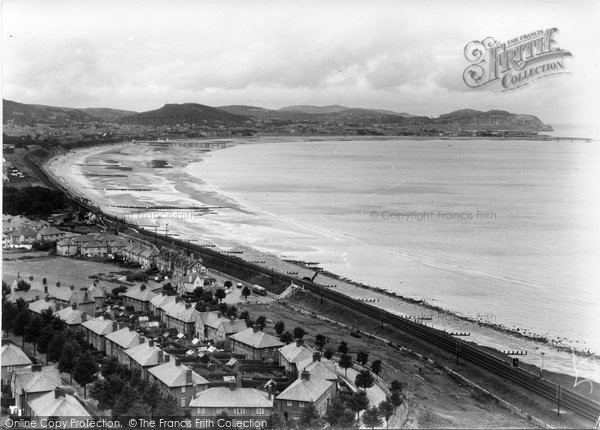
(3, 99), (552, 131)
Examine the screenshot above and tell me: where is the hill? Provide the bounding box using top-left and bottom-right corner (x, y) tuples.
(3, 99), (98, 125)
(78, 107), (138, 121)
(437, 109), (552, 131)
(121, 103), (252, 126)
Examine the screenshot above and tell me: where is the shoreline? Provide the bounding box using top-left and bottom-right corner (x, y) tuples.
(42, 138), (599, 381)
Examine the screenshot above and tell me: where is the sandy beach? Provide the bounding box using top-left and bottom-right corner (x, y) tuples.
(44, 138), (600, 383)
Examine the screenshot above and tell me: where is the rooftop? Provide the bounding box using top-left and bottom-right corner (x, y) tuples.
(275, 376), (334, 402)
(148, 360), (209, 388)
(1, 342), (32, 367)
(279, 342), (314, 364)
(29, 390), (91, 417)
(125, 341), (162, 366)
(105, 327), (140, 349)
(82, 317), (115, 335)
(230, 327), (284, 349)
(189, 387), (272, 408)
(12, 366), (61, 394)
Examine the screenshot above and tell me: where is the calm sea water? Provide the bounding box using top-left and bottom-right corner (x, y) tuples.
(196, 139), (600, 353)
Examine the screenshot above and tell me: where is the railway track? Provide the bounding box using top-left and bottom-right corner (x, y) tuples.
(25, 148), (600, 423)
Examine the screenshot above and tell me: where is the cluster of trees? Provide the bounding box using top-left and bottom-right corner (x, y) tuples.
(2, 186), (65, 216)
(2, 300), (98, 394)
(90, 358), (181, 417)
(362, 380), (404, 429)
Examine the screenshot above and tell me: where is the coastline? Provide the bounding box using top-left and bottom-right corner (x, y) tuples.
(42, 137), (600, 383)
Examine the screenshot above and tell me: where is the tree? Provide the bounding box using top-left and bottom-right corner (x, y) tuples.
(348, 391), (369, 419)
(36, 327), (55, 360)
(153, 395), (183, 417)
(201, 291), (214, 303)
(267, 412), (286, 430)
(59, 340), (82, 383)
(72, 351), (99, 397)
(13, 309), (31, 347)
(338, 341), (349, 355)
(362, 406), (382, 430)
(315, 334), (327, 351)
(111, 285), (128, 297)
(24, 315), (44, 355)
(126, 401), (152, 417)
(226, 306), (238, 319)
(293, 326), (306, 340)
(142, 382), (162, 410)
(224, 280), (232, 288)
(299, 403), (319, 427)
(274, 320), (285, 336)
(389, 391), (403, 410)
(112, 385), (139, 416)
(193, 286), (204, 298)
(2, 280), (10, 295)
(324, 348), (334, 360)
(355, 370), (375, 391)
(215, 288), (226, 303)
(379, 400), (395, 429)
(371, 360), (382, 379)
(280, 331), (293, 344)
(47, 332), (66, 363)
(339, 354), (353, 377)
(390, 379), (403, 393)
(15, 279), (31, 292)
(241, 286), (251, 301)
(357, 350), (369, 368)
(2, 302), (17, 335)
(325, 399), (355, 428)
(255, 316), (267, 330)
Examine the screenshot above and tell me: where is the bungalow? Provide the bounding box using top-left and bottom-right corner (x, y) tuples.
(28, 388), (92, 418)
(163, 300), (200, 338)
(275, 371), (336, 421)
(279, 340), (315, 376)
(148, 356), (209, 409)
(189, 386), (272, 419)
(56, 238), (79, 256)
(105, 325), (141, 365)
(1, 341), (32, 385)
(11, 365), (62, 416)
(36, 226), (66, 242)
(230, 326), (284, 363)
(81, 317), (115, 352)
(124, 337), (163, 379)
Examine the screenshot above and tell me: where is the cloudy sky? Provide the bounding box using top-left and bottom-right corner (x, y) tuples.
(2, 0), (599, 133)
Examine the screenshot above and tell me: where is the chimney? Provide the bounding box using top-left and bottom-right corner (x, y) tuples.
(186, 369), (192, 384)
(140, 284), (146, 291)
(157, 350), (163, 363)
(296, 339), (303, 347)
(44, 286), (48, 294)
(300, 370), (310, 381)
(54, 388), (65, 399)
(70, 285), (75, 291)
(175, 297), (181, 303)
(43, 278), (47, 285)
(164, 354), (170, 363)
(313, 352), (321, 362)
(139, 336), (145, 344)
(252, 324), (260, 333)
(229, 382), (236, 391)
(112, 321), (118, 331)
(149, 339), (154, 347)
(188, 274), (192, 283)
(185, 303), (191, 310)
(72, 303), (77, 310)
(217, 311), (222, 318)
(56, 281), (61, 287)
(29, 275), (34, 281)
(175, 358), (181, 366)
(267, 385), (272, 400)
(35, 295), (40, 301)
(32, 364), (43, 372)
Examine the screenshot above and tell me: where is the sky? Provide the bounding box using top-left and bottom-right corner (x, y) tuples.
(2, 0), (599, 133)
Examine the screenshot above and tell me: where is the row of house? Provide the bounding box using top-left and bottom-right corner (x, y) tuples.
(3, 226), (68, 248)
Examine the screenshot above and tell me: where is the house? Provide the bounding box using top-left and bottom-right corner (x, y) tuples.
(81, 317), (115, 352)
(47, 285), (95, 315)
(150, 293), (176, 320)
(28, 298), (57, 316)
(105, 325), (141, 365)
(274, 371), (336, 421)
(216, 319), (248, 344)
(124, 337), (163, 379)
(54, 306), (84, 329)
(28, 388), (92, 418)
(156, 248), (179, 273)
(299, 355), (338, 384)
(56, 238), (79, 256)
(229, 326), (284, 363)
(172, 253), (204, 279)
(3, 233), (10, 248)
(5, 289), (46, 304)
(189, 386), (272, 419)
(36, 226), (66, 242)
(11, 365), (62, 416)
(81, 240), (108, 257)
(148, 356), (209, 409)
(163, 300), (200, 337)
(196, 311), (229, 341)
(1, 341), (32, 384)
(138, 245), (159, 269)
(279, 340), (315, 376)
(86, 282), (106, 312)
(122, 284), (157, 312)
(8, 227), (38, 247)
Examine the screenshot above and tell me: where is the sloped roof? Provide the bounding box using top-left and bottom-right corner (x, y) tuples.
(301, 360), (338, 381)
(28, 298), (56, 315)
(275, 376), (334, 402)
(148, 361), (208, 388)
(9, 227), (38, 238)
(105, 327), (140, 349)
(164, 301), (199, 323)
(199, 311), (229, 330)
(12, 366), (61, 394)
(219, 319), (247, 335)
(1, 343), (32, 367)
(82, 240), (106, 249)
(57, 238), (78, 247)
(123, 285), (157, 302)
(29, 391), (91, 417)
(230, 328), (284, 349)
(82, 317), (115, 335)
(189, 387), (272, 408)
(125, 342), (162, 367)
(54, 306), (83, 325)
(151, 294), (176, 309)
(279, 343), (315, 364)
(37, 226), (64, 236)
(5, 290), (46, 304)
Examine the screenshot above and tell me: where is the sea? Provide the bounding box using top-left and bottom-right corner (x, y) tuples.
(191, 138), (600, 355)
